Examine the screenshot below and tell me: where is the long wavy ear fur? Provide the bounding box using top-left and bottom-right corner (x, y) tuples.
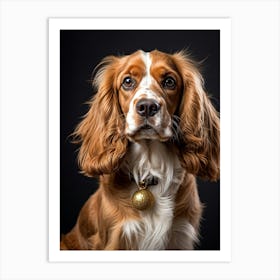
(73, 56), (128, 176)
(173, 51), (220, 181)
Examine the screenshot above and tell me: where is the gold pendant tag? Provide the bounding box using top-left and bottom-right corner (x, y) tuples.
(131, 180), (155, 211)
(131, 189), (155, 211)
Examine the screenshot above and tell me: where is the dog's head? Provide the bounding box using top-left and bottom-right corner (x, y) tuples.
(74, 50), (220, 180)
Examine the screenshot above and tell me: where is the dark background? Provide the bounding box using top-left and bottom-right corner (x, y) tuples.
(60, 30), (220, 250)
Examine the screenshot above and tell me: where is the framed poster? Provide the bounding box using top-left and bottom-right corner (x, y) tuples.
(49, 18), (231, 262)
(1, 1), (279, 279)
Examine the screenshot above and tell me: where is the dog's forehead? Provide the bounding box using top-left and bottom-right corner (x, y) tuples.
(126, 50), (151, 71)
(139, 50), (172, 68)
(119, 51), (146, 75)
(125, 50), (171, 67)
(139, 51), (152, 86)
(146, 51), (177, 74)
(120, 50), (175, 80)
(140, 51), (150, 67)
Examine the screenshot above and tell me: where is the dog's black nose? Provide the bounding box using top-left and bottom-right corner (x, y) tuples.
(136, 99), (161, 117)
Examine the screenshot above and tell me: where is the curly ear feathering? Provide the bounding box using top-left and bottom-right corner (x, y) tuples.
(73, 56), (128, 176)
(172, 52), (220, 181)
(61, 50), (220, 250)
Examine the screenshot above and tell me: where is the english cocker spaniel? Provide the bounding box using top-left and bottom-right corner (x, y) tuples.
(61, 49), (220, 250)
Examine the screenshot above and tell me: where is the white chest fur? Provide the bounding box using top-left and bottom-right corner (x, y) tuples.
(121, 141), (186, 250)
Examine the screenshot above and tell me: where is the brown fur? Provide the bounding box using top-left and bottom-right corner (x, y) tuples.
(172, 51), (220, 181)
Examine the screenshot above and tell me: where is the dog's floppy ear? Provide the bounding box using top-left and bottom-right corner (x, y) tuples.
(173, 51), (220, 181)
(73, 56), (128, 176)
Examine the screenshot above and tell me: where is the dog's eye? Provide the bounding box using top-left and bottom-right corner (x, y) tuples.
(122, 77), (136, 90)
(162, 77), (176, 90)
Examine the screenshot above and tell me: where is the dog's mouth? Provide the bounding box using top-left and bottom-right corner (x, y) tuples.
(141, 124), (153, 130)
(126, 122), (170, 142)
(138, 122), (158, 136)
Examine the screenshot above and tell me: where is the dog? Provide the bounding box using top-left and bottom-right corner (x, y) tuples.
(60, 49), (220, 250)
